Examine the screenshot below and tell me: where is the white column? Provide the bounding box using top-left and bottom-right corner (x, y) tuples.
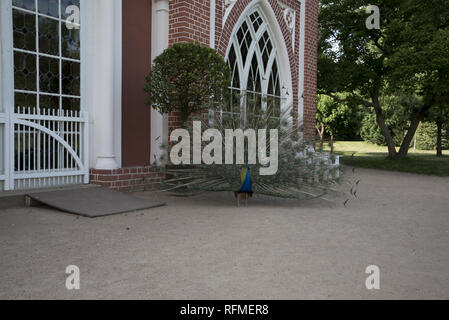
(91, 0), (119, 170)
(0, 0), (14, 190)
(210, 0), (216, 49)
(151, 0), (170, 164)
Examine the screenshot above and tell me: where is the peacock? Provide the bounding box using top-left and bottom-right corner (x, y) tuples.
(234, 166), (254, 207)
(155, 91), (342, 206)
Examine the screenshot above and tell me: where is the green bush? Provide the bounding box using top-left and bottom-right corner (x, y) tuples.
(415, 122), (449, 150)
(317, 94), (363, 141)
(145, 42), (231, 124)
(360, 95), (420, 146)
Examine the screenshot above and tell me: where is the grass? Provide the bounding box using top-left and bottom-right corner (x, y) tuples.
(324, 141), (449, 177)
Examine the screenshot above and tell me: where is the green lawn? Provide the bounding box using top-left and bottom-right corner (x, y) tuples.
(326, 141), (449, 177)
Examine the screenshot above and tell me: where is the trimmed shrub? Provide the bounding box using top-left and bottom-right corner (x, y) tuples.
(145, 42), (231, 125)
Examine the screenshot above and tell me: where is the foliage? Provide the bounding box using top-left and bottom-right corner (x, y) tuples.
(317, 94), (363, 141)
(341, 154), (449, 177)
(145, 42), (231, 124)
(318, 0), (449, 159)
(416, 122), (438, 150)
(327, 141), (449, 177)
(359, 95), (420, 146)
(415, 122), (449, 150)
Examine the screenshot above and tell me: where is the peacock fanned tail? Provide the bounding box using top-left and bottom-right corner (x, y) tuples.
(156, 95), (341, 200)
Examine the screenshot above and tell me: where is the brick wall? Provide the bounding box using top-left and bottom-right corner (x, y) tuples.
(303, 0), (319, 140)
(168, 0), (212, 135)
(90, 168), (165, 193)
(169, 0), (211, 46)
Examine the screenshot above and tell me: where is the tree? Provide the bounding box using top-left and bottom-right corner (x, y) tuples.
(316, 94), (363, 149)
(318, 0), (449, 159)
(145, 42), (231, 125)
(435, 107), (449, 156)
(359, 94), (420, 146)
(422, 102), (449, 156)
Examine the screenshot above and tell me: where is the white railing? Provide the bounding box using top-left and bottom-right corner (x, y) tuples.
(0, 113), (6, 191)
(1, 108), (89, 191)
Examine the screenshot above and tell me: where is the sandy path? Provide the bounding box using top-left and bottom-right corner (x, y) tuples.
(0, 167), (448, 299)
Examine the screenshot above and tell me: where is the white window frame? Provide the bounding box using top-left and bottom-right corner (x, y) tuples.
(224, 7), (286, 124)
(9, 0), (83, 113)
(0, 0), (89, 191)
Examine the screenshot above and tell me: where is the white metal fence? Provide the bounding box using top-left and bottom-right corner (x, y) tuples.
(0, 108), (89, 191)
(0, 114), (6, 191)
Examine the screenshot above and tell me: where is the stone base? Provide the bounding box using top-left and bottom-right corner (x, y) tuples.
(90, 166), (165, 192)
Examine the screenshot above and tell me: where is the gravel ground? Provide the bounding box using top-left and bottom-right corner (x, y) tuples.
(0, 167), (448, 299)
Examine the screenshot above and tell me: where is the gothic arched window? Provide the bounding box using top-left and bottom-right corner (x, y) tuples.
(225, 8), (282, 124)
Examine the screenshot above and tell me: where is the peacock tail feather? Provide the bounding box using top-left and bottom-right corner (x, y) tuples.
(155, 91), (342, 201)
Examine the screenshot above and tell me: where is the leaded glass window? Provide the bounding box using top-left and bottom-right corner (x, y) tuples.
(12, 0), (81, 112)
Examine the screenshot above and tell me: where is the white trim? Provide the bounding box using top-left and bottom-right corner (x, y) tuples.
(86, 0), (121, 170)
(1, 0), (14, 190)
(80, 0), (90, 172)
(223, 0), (238, 28)
(151, 0), (170, 165)
(13, 117), (85, 170)
(80, 0), (89, 182)
(298, 0), (306, 121)
(223, 0), (305, 121)
(113, 0), (122, 168)
(224, 2), (293, 118)
(14, 171), (85, 179)
(13, 48), (81, 63)
(11, 1), (82, 111)
(1, 0), (90, 190)
(11, 5), (80, 26)
(14, 89), (80, 99)
(210, 0), (216, 49)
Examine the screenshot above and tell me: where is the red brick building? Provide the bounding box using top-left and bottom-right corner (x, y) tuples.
(0, 0), (318, 192)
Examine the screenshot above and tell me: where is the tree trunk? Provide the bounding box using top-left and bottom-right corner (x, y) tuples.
(373, 105), (398, 158)
(181, 107), (190, 129)
(397, 117), (421, 158)
(316, 123), (325, 150)
(330, 134), (334, 154)
(436, 119), (443, 157)
(397, 97), (436, 159)
(370, 84), (398, 159)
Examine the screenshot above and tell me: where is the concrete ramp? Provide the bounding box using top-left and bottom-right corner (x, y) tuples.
(27, 187), (166, 218)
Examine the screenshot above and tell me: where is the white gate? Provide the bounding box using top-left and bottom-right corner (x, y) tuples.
(0, 108), (89, 191)
(0, 0), (89, 191)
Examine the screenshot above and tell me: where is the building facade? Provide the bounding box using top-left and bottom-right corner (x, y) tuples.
(0, 0), (318, 192)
